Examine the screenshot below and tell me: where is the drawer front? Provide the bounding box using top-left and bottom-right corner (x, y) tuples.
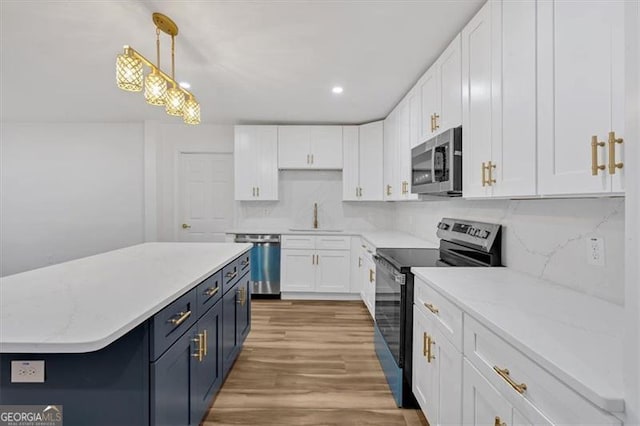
(360, 238), (376, 256)
(463, 315), (621, 425)
(237, 250), (251, 276)
(151, 288), (197, 360)
(282, 235), (315, 249)
(414, 277), (463, 351)
(196, 270), (223, 317)
(315, 235), (351, 250)
(222, 258), (241, 294)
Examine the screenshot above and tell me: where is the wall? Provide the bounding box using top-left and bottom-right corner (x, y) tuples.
(392, 197), (625, 305)
(0, 123), (144, 276)
(235, 170), (393, 231)
(150, 122), (234, 242)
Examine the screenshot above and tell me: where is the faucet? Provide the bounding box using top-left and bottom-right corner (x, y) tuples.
(313, 203), (319, 229)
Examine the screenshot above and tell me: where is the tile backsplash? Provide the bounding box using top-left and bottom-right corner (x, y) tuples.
(393, 197), (626, 305)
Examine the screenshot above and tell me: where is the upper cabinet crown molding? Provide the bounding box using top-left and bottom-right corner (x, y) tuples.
(278, 125), (343, 170)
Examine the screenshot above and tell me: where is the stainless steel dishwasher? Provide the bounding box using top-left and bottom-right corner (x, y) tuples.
(234, 234), (281, 298)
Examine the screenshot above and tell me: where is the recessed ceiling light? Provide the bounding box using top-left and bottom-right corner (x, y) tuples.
(332, 86), (344, 94)
(179, 81), (191, 89)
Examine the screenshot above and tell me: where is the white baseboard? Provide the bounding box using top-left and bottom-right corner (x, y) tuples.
(281, 292), (363, 301)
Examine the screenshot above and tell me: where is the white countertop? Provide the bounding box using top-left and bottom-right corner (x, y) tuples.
(0, 242), (252, 354)
(411, 267), (624, 413)
(225, 228), (438, 249)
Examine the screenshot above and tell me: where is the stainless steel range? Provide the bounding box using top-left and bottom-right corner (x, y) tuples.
(373, 218), (502, 407)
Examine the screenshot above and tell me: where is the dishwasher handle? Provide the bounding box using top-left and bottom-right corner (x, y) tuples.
(234, 234), (281, 244)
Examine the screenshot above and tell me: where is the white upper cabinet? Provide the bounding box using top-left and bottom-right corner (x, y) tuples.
(420, 35), (462, 142)
(278, 126), (343, 169)
(462, 0), (537, 199)
(383, 111), (399, 201)
(397, 98), (418, 200)
(234, 126), (279, 201)
(343, 122), (384, 201)
(537, 0), (625, 195)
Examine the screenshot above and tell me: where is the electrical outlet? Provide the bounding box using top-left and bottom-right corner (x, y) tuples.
(11, 360), (45, 383)
(586, 237), (605, 267)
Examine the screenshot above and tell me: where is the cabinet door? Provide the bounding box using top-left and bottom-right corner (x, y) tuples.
(222, 284), (239, 378)
(255, 126), (279, 200)
(315, 250), (351, 293)
(309, 126), (343, 169)
(490, 0), (537, 198)
(409, 86), (422, 148)
(278, 126), (311, 169)
(151, 327), (196, 426)
(234, 126), (257, 200)
(462, 360), (512, 426)
(237, 274), (251, 344)
(358, 121), (384, 201)
(431, 324), (463, 425)
(280, 249), (316, 292)
(462, 2), (493, 198)
(437, 34), (462, 134)
(362, 254), (376, 318)
(413, 306), (434, 420)
(191, 302), (223, 425)
(383, 112), (398, 201)
(397, 99), (417, 200)
(342, 126), (360, 201)
(420, 66), (439, 141)
(350, 237), (363, 294)
(537, 1), (625, 195)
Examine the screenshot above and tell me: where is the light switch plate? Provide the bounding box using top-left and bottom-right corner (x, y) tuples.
(11, 360), (45, 383)
(587, 237), (605, 267)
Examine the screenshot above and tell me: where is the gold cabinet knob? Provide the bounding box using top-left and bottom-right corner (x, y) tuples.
(182, 223), (191, 229)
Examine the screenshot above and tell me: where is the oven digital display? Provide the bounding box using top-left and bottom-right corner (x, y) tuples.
(452, 223), (471, 234)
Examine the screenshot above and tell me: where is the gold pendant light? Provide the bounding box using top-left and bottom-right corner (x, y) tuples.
(116, 13), (200, 125)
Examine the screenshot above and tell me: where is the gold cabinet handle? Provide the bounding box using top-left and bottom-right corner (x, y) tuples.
(311, 154), (314, 165)
(168, 310), (192, 326)
(591, 135), (606, 175)
(369, 269), (374, 283)
(493, 366), (527, 394)
(226, 271), (238, 280)
(426, 333), (435, 363)
(430, 114), (435, 132)
(494, 416), (507, 426)
(316, 254), (319, 265)
(487, 161), (496, 185)
(433, 113), (440, 130)
(424, 302), (439, 315)
(358, 257), (362, 267)
(191, 332), (204, 362)
(204, 286), (219, 297)
(608, 131), (624, 174)
(182, 223), (191, 229)
(237, 287), (246, 306)
(482, 162), (488, 187)
(423, 332), (428, 357)
(386, 184), (392, 196)
(307, 154), (310, 164)
(203, 329), (208, 356)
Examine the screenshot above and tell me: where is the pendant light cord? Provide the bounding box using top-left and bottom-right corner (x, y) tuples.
(155, 28), (161, 70)
(171, 34), (175, 81)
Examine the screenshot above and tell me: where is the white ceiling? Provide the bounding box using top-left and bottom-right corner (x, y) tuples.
(0, 0), (483, 125)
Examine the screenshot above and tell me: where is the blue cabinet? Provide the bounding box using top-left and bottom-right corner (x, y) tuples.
(222, 271), (252, 379)
(237, 273), (251, 345)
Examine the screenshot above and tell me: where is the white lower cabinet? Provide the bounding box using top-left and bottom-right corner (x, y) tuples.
(281, 235), (351, 294)
(413, 305), (462, 426)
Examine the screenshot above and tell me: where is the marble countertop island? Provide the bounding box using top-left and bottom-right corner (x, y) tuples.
(0, 242), (252, 354)
(411, 267), (624, 413)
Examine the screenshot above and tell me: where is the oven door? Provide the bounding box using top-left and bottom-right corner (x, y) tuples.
(373, 255), (405, 366)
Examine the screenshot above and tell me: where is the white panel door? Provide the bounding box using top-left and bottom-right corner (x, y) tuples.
(437, 34), (462, 133)
(537, 1), (625, 195)
(462, 2), (493, 198)
(490, 0), (537, 197)
(362, 254), (375, 318)
(462, 360), (512, 426)
(234, 126), (257, 200)
(409, 86), (423, 148)
(281, 249), (316, 292)
(350, 237), (363, 294)
(342, 126), (360, 201)
(397, 100), (415, 200)
(359, 121), (384, 201)
(309, 126), (343, 169)
(178, 153), (234, 242)
(420, 67), (439, 141)
(278, 126), (310, 169)
(431, 324), (463, 426)
(383, 113), (398, 201)
(315, 250), (350, 293)
(413, 306), (435, 421)
(255, 126), (279, 200)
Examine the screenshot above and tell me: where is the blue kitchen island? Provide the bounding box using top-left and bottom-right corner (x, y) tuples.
(0, 243), (252, 426)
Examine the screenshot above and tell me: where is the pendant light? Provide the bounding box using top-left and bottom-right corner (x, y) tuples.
(144, 29), (167, 105)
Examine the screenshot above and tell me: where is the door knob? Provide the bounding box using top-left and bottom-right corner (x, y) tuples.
(182, 223), (191, 229)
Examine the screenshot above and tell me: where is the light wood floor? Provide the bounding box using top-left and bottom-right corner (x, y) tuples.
(204, 300), (428, 426)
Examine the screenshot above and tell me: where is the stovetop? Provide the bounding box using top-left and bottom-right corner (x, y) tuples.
(376, 248), (440, 272)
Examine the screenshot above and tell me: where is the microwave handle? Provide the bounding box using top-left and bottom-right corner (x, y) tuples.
(431, 146), (436, 183)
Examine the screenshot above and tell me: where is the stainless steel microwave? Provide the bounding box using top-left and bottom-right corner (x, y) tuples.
(411, 126), (462, 196)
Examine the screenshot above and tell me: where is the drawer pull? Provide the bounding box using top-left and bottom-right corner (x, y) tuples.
(424, 302), (439, 315)
(423, 332), (428, 357)
(203, 329), (208, 356)
(204, 286), (219, 297)
(494, 416), (507, 426)
(427, 334), (436, 363)
(191, 333), (204, 362)
(240, 259), (249, 266)
(168, 310), (191, 326)
(226, 271), (238, 280)
(493, 366), (527, 394)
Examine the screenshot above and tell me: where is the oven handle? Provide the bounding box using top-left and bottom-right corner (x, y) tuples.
(373, 255), (406, 285)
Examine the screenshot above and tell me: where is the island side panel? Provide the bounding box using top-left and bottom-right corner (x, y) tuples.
(0, 323), (150, 426)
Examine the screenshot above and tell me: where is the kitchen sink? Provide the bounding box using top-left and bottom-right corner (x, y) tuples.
(288, 228), (344, 233)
